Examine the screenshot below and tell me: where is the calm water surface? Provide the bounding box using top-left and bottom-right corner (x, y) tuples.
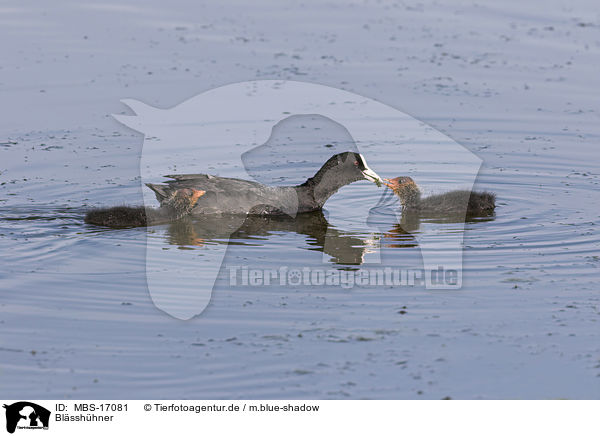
(2, 116), (598, 399)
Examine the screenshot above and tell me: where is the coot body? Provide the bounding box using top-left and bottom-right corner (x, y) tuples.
(147, 152), (382, 216)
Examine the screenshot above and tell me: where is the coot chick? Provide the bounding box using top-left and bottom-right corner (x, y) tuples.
(85, 188), (205, 228)
(145, 151), (383, 216)
(383, 176), (495, 217)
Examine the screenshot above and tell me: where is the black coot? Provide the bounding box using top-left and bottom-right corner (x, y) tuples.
(85, 152), (382, 227)
(146, 151), (382, 216)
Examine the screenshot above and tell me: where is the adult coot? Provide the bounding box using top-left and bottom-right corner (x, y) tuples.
(146, 151), (382, 216)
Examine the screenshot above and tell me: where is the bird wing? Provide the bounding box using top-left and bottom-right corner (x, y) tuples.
(163, 174), (214, 181)
(145, 175), (290, 215)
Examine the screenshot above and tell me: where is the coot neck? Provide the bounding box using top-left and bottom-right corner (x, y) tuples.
(294, 158), (363, 211)
(397, 184), (422, 210)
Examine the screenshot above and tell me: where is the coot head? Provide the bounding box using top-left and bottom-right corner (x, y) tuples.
(383, 176), (421, 208)
(383, 176), (416, 190)
(297, 152), (383, 209)
(322, 152), (382, 186)
(352, 152), (383, 186)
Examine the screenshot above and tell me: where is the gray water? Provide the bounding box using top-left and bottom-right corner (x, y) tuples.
(1, 0), (599, 399)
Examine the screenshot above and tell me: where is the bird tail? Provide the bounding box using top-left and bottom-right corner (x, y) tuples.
(145, 183), (171, 202)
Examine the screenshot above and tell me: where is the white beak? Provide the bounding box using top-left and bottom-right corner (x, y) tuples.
(358, 155), (383, 187)
(362, 168), (383, 186)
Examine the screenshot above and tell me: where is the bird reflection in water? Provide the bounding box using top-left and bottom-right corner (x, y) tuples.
(162, 211), (373, 265)
(161, 184), (495, 266)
